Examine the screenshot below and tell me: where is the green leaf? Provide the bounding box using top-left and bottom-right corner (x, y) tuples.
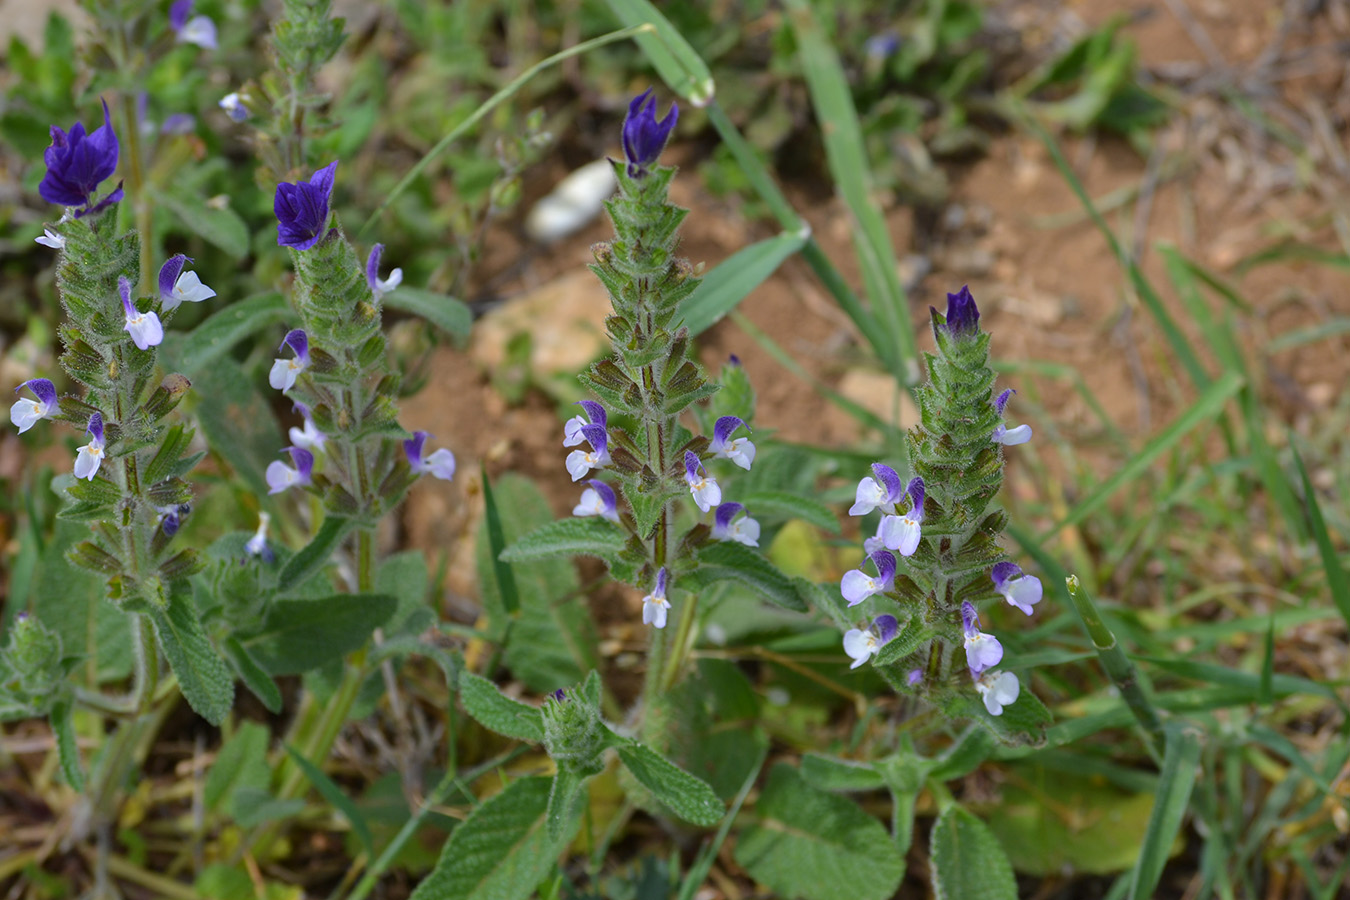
(545, 767), (589, 844)
(51, 697), (84, 791)
(687, 542), (807, 613)
(1130, 722), (1201, 900)
(872, 615), (937, 667)
(222, 636), (282, 714)
(170, 293), (288, 376)
(459, 671), (545, 742)
(187, 356), (286, 496)
(1291, 441), (1350, 628)
(277, 516), (357, 595)
(34, 520), (132, 682)
(284, 742), (375, 860)
(799, 754), (884, 792)
(376, 550), (434, 638)
(152, 186), (250, 258)
(680, 231), (807, 337)
(148, 593), (235, 726)
(931, 805), (1018, 900)
(616, 742), (724, 827)
(499, 517), (626, 563)
(242, 593), (397, 676)
(734, 764), (904, 900)
(602, 0), (715, 105)
(204, 721), (271, 815)
(482, 472), (520, 616)
(626, 486), (676, 540)
(384, 287), (473, 339)
(739, 490), (840, 534)
(409, 776), (566, 900)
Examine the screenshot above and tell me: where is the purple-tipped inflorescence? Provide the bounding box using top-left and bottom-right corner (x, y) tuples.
(843, 614), (899, 669)
(642, 567), (671, 629)
(961, 601), (1003, 674)
(39, 100), (123, 217)
(121, 276), (164, 350)
(849, 462), (904, 517)
(366, 244), (403, 299)
(10, 378), (59, 434)
(712, 501), (760, 547)
(841, 549), (897, 607)
(709, 415), (755, 470)
(266, 447), (314, 494)
(74, 413), (106, 481)
(573, 479), (619, 523)
(992, 388), (1032, 446)
(878, 476), (925, 557)
(404, 431), (456, 481)
(935, 284), (980, 337)
(269, 329), (310, 392)
(274, 161), (337, 250)
(683, 450), (721, 513)
(991, 562), (1042, 616)
(158, 254), (216, 311)
(621, 89), (678, 177)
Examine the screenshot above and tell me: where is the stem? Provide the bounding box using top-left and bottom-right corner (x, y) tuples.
(660, 592), (697, 692)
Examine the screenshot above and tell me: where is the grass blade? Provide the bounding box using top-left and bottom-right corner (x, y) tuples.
(284, 743), (374, 861)
(481, 471), (520, 616)
(1129, 721), (1202, 900)
(680, 229), (808, 337)
(1291, 440), (1350, 627)
(603, 0), (714, 105)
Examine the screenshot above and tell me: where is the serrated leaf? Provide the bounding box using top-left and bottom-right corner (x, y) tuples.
(284, 743), (375, 860)
(223, 636), (282, 713)
(499, 517), (626, 563)
(242, 593), (397, 676)
(739, 490), (840, 534)
(384, 286), (472, 339)
(409, 776), (565, 900)
(149, 592), (235, 726)
(170, 292), (288, 376)
(459, 671), (544, 742)
(204, 721), (271, 814)
(799, 754), (885, 792)
(687, 542), (807, 613)
(51, 697), (84, 790)
(616, 742), (724, 827)
(277, 516), (356, 595)
(931, 806), (1017, 900)
(734, 764), (904, 900)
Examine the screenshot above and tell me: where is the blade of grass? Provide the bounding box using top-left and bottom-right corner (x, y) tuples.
(284, 742), (374, 861)
(603, 0), (714, 105)
(1129, 721), (1202, 900)
(675, 742), (768, 900)
(1291, 440), (1350, 626)
(782, 0), (919, 386)
(681, 229), (809, 337)
(481, 471), (519, 616)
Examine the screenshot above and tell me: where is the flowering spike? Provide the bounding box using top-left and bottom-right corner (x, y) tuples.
(274, 161), (337, 250)
(621, 89), (679, 176)
(10, 378), (60, 433)
(712, 502), (760, 547)
(842, 614), (900, 669)
(73, 413), (105, 481)
(158, 254), (216, 311)
(573, 479), (619, 523)
(992, 562), (1042, 616)
(404, 431), (456, 481)
(961, 601), (1004, 674)
(841, 550), (897, 607)
(121, 276), (164, 350)
(935, 284), (980, 337)
(265, 447), (314, 494)
(269, 329), (310, 392)
(848, 462), (903, 516)
(974, 669), (1020, 716)
(642, 567), (671, 628)
(710, 415), (755, 470)
(684, 450), (721, 512)
(39, 100), (122, 216)
(365, 244), (403, 298)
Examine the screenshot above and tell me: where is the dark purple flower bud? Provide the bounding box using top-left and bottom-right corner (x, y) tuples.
(39, 100), (123, 217)
(274, 161), (338, 250)
(728, 354), (741, 366)
(160, 113), (196, 136)
(550, 688), (567, 702)
(159, 502), (191, 537)
(905, 476), (924, 513)
(933, 285), (980, 337)
(621, 89), (678, 177)
(86, 411), (105, 444)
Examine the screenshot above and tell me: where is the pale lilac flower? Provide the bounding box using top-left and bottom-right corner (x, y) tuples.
(160, 113), (196, 136)
(73, 413), (106, 481)
(907, 669), (924, 686)
(684, 451), (721, 512)
(879, 476), (925, 557)
(842, 614), (899, 669)
(712, 502), (760, 547)
(563, 400), (606, 447)
(863, 517), (887, 555)
(961, 601), (1003, 674)
(404, 431), (456, 480)
(709, 415), (755, 470)
(245, 512), (274, 562)
(219, 93), (248, 122)
(11, 378), (59, 433)
(35, 228), (65, 249)
(974, 669), (1020, 716)
(848, 462), (903, 516)
(288, 403), (326, 452)
(121, 276), (164, 350)
(992, 562), (1042, 616)
(158, 254), (216, 312)
(265, 447), (314, 494)
(642, 567), (671, 629)
(564, 412), (611, 482)
(841, 550), (896, 607)
(992, 388), (1032, 445)
(269, 329), (309, 392)
(573, 479), (619, 523)
(170, 0), (217, 49)
(365, 244), (403, 298)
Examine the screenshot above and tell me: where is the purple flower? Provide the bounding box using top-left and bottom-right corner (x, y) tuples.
(907, 668), (924, 686)
(550, 688), (567, 702)
(269, 329), (310, 392)
(274, 161), (337, 250)
(573, 479), (619, 523)
(288, 402), (326, 452)
(10, 378), (59, 433)
(992, 388), (1032, 446)
(39, 100), (124, 217)
(621, 89), (678, 176)
(642, 567), (671, 629)
(170, 0), (218, 49)
(265, 447), (314, 494)
(404, 431), (457, 481)
(121, 276), (164, 350)
(564, 406), (611, 482)
(219, 92), (248, 122)
(157, 502), (191, 537)
(933, 285), (980, 338)
(709, 416), (755, 470)
(848, 462), (903, 516)
(879, 476), (925, 557)
(158, 254), (216, 311)
(974, 669), (1020, 716)
(73, 413), (106, 481)
(366, 244), (403, 298)
(961, 601), (1003, 674)
(563, 400), (607, 447)
(245, 512), (275, 562)
(864, 33), (901, 61)
(160, 113), (196, 136)
(684, 451), (721, 512)
(841, 550), (896, 607)
(992, 562), (1042, 616)
(712, 502), (760, 547)
(842, 614), (899, 669)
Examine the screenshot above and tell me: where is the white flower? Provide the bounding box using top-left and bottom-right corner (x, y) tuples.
(119, 277), (163, 350)
(683, 451), (721, 512)
(642, 568), (671, 629)
(162, 270), (216, 312)
(974, 670), (1020, 716)
(35, 228), (65, 249)
(73, 414), (106, 481)
(842, 615), (899, 669)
